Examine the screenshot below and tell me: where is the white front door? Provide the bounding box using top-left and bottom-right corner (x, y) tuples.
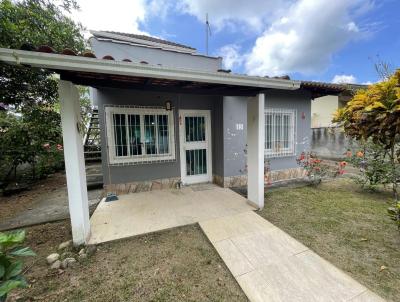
(179, 110), (212, 185)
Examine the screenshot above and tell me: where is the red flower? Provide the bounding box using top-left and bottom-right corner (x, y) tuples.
(339, 161), (347, 167)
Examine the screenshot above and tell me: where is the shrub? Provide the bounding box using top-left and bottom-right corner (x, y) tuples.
(345, 141), (393, 191)
(0, 108), (64, 185)
(334, 70), (400, 229)
(296, 152), (345, 185)
(0, 230), (35, 302)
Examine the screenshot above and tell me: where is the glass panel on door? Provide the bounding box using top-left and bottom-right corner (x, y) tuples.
(185, 149), (207, 176)
(185, 116), (205, 142)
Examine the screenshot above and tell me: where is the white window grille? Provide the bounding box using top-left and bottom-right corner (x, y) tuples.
(105, 106), (175, 165)
(265, 108), (296, 158)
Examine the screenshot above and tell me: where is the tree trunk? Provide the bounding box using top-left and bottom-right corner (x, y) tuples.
(390, 144), (398, 201)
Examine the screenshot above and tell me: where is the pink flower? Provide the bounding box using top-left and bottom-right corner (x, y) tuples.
(57, 144), (63, 151)
(43, 143), (50, 149)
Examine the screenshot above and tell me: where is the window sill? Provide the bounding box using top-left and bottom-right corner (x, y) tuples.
(109, 155), (176, 166)
(264, 152), (296, 159)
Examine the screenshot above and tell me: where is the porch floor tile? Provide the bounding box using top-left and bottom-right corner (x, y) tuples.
(199, 211), (385, 302)
(88, 184), (254, 244)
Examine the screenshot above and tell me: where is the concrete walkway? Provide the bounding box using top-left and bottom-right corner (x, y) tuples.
(200, 211), (385, 302)
(89, 184), (254, 244)
(0, 188), (102, 231)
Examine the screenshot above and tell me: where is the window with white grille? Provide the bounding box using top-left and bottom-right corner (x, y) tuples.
(105, 106), (175, 165)
(265, 108), (296, 158)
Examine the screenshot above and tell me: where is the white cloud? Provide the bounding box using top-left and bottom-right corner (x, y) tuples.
(217, 45), (243, 70)
(244, 0), (371, 76)
(332, 74), (357, 84)
(361, 81), (374, 85)
(70, 0), (373, 77)
(176, 0), (288, 32)
(72, 0), (149, 35)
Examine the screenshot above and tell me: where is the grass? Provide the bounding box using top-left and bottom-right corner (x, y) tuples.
(258, 178), (400, 302)
(11, 221), (247, 302)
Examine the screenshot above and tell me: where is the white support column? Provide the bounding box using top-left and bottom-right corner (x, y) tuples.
(59, 80), (90, 245)
(247, 93), (265, 209)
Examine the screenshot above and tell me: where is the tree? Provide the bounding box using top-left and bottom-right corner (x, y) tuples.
(0, 0), (86, 184)
(334, 70), (400, 227)
(0, 0), (85, 110)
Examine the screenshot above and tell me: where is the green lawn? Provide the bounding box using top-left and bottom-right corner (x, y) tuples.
(258, 178), (400, 301)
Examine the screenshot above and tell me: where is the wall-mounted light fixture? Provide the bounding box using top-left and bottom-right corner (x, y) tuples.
(165, 100), (172, 111)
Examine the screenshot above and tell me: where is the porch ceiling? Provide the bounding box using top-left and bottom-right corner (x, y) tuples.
(59, 70), (265, 96)
(0, 48), (300, 96)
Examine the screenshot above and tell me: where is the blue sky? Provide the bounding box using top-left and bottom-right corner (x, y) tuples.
(75, 0), (399, 84)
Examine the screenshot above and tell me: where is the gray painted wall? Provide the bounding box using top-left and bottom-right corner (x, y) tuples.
(223, 96), (248, 177)
(90, 38), (222, 72)
(97, 88), (312, 185)
(265, 89), (312, 171)
(311, 127), (350, 159)
(222, 90), (312, 176)
(96, 87), (223, 185)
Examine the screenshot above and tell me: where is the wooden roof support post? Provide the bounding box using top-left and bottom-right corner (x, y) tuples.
(59, 80), (91, 245)
(247, 93), (265, 209)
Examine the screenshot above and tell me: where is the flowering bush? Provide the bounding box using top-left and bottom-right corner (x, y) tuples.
(344, 141), (393, 191)
(334, 70), (400, 230)
(35, 142), (64, 179)
(297, 152), (345, 185)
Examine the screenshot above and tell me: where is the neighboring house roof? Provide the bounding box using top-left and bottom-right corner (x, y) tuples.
(91, 30), (196, 54)
(301, 81), (367, 98)
(301, 81), (366, 91)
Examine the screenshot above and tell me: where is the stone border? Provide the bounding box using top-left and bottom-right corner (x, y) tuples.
(105, 168), (306, 195)
(104, 177), (181, 195)
(213, 167), (306, 188)
(266, 167), (306, 183)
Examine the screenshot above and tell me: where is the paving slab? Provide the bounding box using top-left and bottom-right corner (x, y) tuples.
(199, 211), (385, 302)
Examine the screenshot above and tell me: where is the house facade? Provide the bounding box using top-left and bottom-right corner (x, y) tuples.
(0, 33), (341, 244)
(89, 31), (311, 193)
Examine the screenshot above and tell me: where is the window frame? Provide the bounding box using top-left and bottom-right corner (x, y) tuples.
(105, 106), (176, 165)
(264, 108), (296, 158)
